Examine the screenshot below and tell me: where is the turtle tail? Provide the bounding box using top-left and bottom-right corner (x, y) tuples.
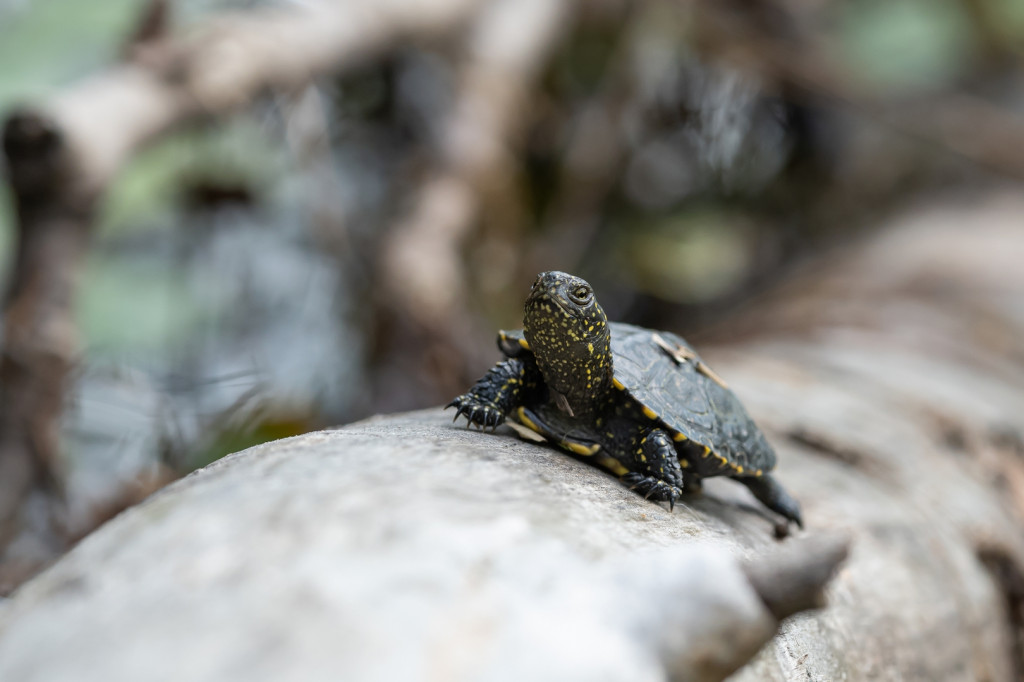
(738, 474), (803, 529)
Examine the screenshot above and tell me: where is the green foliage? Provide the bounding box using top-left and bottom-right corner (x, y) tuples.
(839, 0), (975, 92)
(188, 413), (313, 470)
(0, 0), (141, 274)
(101, 117), (281, 235)
(622, 209), (754, 304)
(0, 0), (139, 109)
(77, 254), (209, 354)
(79, 116), (284, 353)
(993, 0), (1024, 27)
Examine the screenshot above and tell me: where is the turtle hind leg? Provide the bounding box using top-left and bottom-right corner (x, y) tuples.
(737, 474), (803, 529)
(620, 429), (686, 511)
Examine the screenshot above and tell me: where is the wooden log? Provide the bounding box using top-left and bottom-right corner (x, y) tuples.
(0, 193), (1022, 680)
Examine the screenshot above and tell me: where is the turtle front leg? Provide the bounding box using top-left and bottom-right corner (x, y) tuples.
(621, 429), (686, 511)
(448, 357), (541, 429)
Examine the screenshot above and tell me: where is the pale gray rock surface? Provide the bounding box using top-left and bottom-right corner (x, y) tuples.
(3, 194), (1024, 681)
(0, 402), (1002, 682)
(0, 410), (831, 682)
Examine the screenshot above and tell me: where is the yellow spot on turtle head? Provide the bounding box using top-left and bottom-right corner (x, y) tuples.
(518, 338), (530, 350)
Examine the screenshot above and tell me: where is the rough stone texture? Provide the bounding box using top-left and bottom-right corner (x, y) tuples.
(0, 412), (833, 682)
(1, 192), (1024, 681)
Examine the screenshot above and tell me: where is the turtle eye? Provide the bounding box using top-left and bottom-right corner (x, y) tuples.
(568, 284), (592, 305)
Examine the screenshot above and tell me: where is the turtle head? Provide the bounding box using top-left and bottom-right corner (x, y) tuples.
(523, 271), (612, 411)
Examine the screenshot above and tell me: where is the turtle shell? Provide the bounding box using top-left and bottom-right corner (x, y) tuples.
(608, 322), (776, 475)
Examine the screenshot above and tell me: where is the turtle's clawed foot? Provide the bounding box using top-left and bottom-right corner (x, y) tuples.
(447, 394), (506, 430)
(621, 473), (682, 511)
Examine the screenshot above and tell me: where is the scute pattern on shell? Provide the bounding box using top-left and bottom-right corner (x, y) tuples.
(609, 323), (777, 474)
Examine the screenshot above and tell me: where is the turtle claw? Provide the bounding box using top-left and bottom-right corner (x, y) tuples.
(621, 473), (683, 510)
(666, 483), (680, 512)
(447, 393), (506, 430)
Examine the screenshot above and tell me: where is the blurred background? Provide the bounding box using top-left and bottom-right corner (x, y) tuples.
(1, 0), (1023, 582)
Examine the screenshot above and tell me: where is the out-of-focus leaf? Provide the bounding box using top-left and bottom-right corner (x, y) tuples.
(188, 413), (314, 471)
(991, 0), (1024, 33)
(839, 0), (974, 92)
(0, 0), (139, 109)
(0, 0), (139, 274)
(623, 209), (754, 304)
(78, 254), (210, 353)
(102, 117), (282, 235)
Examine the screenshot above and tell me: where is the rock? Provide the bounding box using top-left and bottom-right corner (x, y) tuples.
(3, 194), (1024, 681)
(0, 410), (843, 682)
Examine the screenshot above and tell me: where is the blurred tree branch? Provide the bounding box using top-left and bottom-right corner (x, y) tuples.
(377, 0), (571, 401)
(3, 0), (1024, 594)
(0, 112), (84, 588)
(694, 0), (1024, 180)
(0, 0), (486, 590)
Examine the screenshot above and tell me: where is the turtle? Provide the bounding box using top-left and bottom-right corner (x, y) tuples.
(447, 270), (802, 529)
